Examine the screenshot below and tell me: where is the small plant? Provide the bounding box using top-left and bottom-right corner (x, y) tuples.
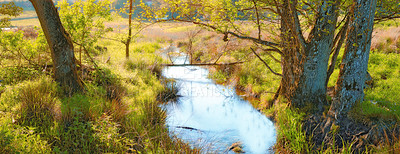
(158, 79), (180, 102)
(55, 117), (97, 153)
(0, 120), (52, 153)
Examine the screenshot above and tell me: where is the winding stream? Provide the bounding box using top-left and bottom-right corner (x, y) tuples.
(162, 48), (276, 153)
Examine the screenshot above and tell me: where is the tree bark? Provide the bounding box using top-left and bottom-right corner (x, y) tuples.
(279, 0), (338, 109)
(29, 0), (83, 95)
(329, 0), (377, 122)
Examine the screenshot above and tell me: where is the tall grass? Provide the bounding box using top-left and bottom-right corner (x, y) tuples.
(266, 102), (312, 153)
(0, 27), (200, 153)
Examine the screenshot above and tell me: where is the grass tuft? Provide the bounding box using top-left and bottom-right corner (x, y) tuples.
(267, 102), (312, 153)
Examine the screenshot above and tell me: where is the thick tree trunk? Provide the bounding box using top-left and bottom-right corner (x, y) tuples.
(280, 0), (338, 109)
(30, 0), (82, 95)
(328, 0), (377, 122)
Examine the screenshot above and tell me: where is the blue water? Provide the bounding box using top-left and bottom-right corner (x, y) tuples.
(162, 52), (276, 153)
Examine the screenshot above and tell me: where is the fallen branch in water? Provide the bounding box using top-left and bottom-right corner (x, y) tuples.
(160, 61), (247, 66)
(174, 126), (203, 132)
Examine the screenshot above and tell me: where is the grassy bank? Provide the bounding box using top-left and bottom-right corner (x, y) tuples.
(0, 27), (199, 153)
(2, 8), (399, 152)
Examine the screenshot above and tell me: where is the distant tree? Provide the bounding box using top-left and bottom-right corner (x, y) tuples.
(29, 0), (82, 95)
(111, 0), (148, 59)
(125, 0), (134, 59)
(0, 2), (23, 29)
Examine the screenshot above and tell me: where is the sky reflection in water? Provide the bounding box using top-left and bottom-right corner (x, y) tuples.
(162, 56), (276, 153)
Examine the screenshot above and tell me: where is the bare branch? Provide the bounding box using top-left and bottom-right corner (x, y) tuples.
(374, 15), (400, 23)
(214, 39), (231, 64)
(302, 1), (318, 14)
(155, 19), (280, 49)
(261, 48), (282, 63)
(289, 0), (307, 49)
(250, 47), (282, 76)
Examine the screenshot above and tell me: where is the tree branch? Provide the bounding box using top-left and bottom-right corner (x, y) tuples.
(155, 19), (280, 49)
(160, 61), (247, 66)
(250, 47), (282, 76)
(289, 0), (307, 50)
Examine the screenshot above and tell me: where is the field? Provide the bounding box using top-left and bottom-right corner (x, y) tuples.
(1, 7), (400, 153)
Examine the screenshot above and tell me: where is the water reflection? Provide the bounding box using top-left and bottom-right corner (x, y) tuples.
(162, 56), (276, 153)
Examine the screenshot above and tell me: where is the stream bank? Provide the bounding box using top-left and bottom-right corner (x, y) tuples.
(161, 46), (277, 153)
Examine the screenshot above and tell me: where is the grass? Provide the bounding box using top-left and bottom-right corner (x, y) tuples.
(0, 24), (199, 153)
(165, 24), (199, 33)
(2, 11), (400, 153)
(374, 18), (400, 29)
(10, 18), (40, 27)
(265, 102), (312, 153)
(0, 118), (52, 153)
(349, 52), (400, 123)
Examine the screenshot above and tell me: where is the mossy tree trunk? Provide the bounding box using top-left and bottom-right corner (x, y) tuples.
(328, 0), (377, 123)
(29, 0), (83, 95)
(279, 0), (339, 109)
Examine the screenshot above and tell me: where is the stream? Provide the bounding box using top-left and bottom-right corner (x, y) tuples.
(161, 48), (276, 153)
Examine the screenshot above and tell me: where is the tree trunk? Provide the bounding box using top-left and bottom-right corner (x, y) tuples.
(329, 0), (377, 122)
(29, 0), (82, 95)
(279, 0), (338, 109)
(126, 0), (133, 59)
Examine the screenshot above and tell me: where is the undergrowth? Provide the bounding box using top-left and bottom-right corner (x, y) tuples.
(0, 29), (198, 153)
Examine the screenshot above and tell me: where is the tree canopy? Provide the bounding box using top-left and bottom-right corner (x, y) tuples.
(0, 2), (23, 28)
